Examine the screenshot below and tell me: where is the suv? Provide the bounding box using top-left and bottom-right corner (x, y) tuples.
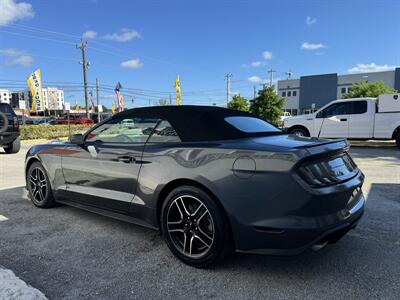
(0, 103), (21, 154)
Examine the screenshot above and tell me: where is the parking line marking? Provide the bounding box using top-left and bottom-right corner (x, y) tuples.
(0, 185), (25, 191)
(0, 215), (8, 222)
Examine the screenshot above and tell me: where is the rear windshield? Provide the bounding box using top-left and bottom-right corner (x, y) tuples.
(225, 116), (280, 133)
(0, 103), (13, 114)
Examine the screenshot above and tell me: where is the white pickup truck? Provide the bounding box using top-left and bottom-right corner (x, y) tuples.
(283, 94), (400, 149)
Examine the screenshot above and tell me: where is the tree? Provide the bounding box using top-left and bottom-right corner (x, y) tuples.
(249, 86), (285, 125)
(227, 95), (249, 111)
(343, 81), (396, 99)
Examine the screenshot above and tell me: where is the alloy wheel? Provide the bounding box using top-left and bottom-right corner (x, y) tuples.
(29, 167), (47, 203)
(166, 195), (215, 258)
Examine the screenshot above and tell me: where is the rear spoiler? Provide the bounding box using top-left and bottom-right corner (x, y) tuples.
(294, 138), (350, 157)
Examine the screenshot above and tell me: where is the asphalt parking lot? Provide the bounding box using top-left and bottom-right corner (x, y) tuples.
(0, 142), (399, 299)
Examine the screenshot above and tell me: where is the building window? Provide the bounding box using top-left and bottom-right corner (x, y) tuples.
(287, 91), (292, 97)
(282, 91), (286, 97)
(341, 87), (346, 94)
(347, 87), (352, 93)
(293, 91), (297, 97)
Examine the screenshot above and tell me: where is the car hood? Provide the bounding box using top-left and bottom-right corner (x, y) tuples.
(284, 114), (314, 121)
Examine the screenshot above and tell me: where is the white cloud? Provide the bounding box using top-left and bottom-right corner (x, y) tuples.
(248, 76), (263, 83)
(262, 51), (273, 60)
(300, 42), (326, 50)
(348, 63), (398, 74)
(0, 48), (33, 67)
(120, 58), (143, 69)
(250, 61), (266, 67)
(0, 0), (34, 26)
(305, 16), (316, 26)
(82, 30), (97, 39)
(103, 28), (141, 42)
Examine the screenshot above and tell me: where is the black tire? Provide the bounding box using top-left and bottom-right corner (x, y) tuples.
(4, 137), (21, 154)
(0, 112), (8, 133)
(27, 161), (56, 208)
(161, 186), (232, 268)
(396, 133), (400, 150)
(289, 127), (309, 137)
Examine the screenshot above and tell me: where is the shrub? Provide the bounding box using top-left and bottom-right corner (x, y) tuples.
(20, 125), (90, 140)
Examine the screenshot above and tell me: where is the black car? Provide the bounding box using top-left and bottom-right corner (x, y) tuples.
(25, 106), (365, 267)
(0, 103), (21, 154)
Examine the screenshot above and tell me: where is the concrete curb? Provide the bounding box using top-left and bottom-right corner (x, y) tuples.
(348, 140), (396, 148)
(0, 267), (47, 300)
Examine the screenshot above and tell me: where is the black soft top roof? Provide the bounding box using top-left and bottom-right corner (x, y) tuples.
(117, 105), (280, 142)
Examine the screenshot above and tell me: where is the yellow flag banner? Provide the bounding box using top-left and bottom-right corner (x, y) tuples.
(27, 69), (44, 113)
(111, 99), (116, 114)
(173, 75), (181, 106)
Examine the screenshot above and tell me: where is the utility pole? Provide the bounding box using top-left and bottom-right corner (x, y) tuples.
(225, 73), (232, 105)
(268, 69), (276, 87)
(96, 77), (101, 122)
(77, 41), (90, 118)
(253, 86), (257, 99)
(169, 94), (172, 105)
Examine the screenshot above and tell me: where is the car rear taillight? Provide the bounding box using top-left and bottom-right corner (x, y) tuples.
(297, 153), (358, 187)
(13, 116), (19, 131)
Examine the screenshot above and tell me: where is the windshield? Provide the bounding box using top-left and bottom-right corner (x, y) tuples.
(225, 116), (280, 133)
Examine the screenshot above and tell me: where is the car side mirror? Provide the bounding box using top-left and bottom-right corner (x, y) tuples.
(317, 111), (326, 118)
(70, 133), (84, 145)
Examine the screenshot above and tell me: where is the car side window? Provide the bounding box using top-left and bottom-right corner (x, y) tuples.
(86, 116), (159, 143)
(352, 101), (367, 114)
(147, 120), (181, 143)
(321, 102), (353, 117)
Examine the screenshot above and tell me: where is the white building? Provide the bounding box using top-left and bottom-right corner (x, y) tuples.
(21, 87), (65, 111)
(0, 89), (11, 104)
(42, 87), (65, 110)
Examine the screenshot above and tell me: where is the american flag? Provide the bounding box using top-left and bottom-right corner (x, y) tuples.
(115, 82), (123, 112)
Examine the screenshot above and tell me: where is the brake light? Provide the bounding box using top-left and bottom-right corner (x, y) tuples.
(13, 116), (19, 131)
(297, 154), (358, 187)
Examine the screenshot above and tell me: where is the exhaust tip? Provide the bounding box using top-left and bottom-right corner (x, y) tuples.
(312, 241), (328, 252)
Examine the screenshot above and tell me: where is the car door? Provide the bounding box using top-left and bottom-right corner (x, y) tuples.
(61, 114), (159, 212)
(317, 102), (352, 138)
(347, 100), (372, 138)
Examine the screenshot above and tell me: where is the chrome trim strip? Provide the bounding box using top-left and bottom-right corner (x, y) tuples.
(349, 193), (365, 215)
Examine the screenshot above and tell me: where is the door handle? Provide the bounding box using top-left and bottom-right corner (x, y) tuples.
(340, 118), (347, 122)
(117, 155), (136, 163)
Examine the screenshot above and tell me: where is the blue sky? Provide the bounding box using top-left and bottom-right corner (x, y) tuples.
(0, 0), (399, 108)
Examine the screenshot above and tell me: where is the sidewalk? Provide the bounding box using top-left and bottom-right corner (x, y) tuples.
(0, 268), (47, 300)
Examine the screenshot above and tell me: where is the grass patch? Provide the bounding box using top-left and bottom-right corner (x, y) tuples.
(20, 125), (91, 140)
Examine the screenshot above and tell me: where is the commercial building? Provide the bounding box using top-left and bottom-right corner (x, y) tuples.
(0, 89), (11, 104)
(4, 87), (65, 111)
(278, 68), (400, 115)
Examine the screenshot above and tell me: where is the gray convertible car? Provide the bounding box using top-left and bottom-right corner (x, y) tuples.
(25, 106), (365, 267)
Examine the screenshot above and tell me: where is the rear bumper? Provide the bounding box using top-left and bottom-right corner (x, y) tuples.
(237, 192), (365, 256)
(231, 169), (365, 255)
(0, 132), (19, 146)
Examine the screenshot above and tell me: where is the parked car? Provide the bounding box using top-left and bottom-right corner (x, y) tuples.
(283, 94), (400, 149)
(0, 103), (21, 154)
(56, 115), (94, 126)
(25, 106), (365, 267)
